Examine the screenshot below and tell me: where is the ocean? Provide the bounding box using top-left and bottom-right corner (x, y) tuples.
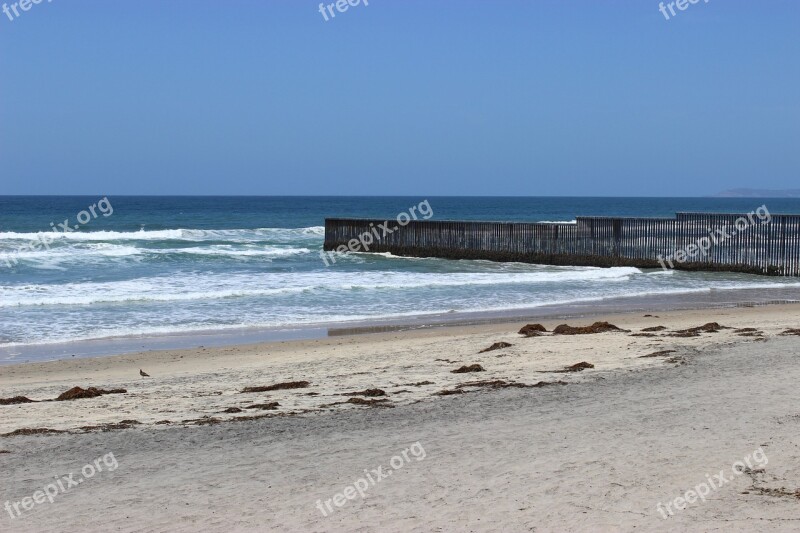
(4, 196), (800, 363)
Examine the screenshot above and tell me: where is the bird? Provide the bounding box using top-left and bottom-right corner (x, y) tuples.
(139, 369), (150, 378)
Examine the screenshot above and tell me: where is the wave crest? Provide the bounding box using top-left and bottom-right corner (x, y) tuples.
(0, 226), (325, 243)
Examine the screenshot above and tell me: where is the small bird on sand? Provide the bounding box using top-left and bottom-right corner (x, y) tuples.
(139, 369), (150, 378)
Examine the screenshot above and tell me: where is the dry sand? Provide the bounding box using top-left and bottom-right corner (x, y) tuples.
(2, 304), (800, 531)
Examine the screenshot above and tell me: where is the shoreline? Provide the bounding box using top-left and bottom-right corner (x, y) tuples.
(3, 301), (800, 437)
(4, 284), (800, 365)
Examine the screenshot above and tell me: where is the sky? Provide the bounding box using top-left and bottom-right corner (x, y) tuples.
(0, 0), (798, 196)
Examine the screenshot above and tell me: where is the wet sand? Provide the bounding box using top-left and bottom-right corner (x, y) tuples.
(5, 284), (800, 364)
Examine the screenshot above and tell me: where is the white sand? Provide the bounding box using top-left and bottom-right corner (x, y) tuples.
(2, 304), (800, 531)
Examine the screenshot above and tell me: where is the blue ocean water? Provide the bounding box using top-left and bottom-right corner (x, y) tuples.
(3, 196), (800, 358)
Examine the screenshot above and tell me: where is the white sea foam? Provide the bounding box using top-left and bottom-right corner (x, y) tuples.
(160, 246), (311, 258)
(5, 244), (143, 259)
(0, 227), (321, 268)
(2, 244), (310, 266)
(0, 226), (325, 243)
(4, 221), (800, 350)
(3, 282), (800, 350)
(0, 267), (643, 307)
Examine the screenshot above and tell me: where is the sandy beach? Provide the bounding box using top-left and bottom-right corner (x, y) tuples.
(3, 303), (800, 531)
(4, 0), (799, 531)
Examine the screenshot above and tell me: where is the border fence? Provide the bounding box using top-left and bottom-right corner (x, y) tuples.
(324, 213), (800, 276)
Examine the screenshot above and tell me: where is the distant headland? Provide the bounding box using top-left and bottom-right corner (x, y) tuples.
(715, 188), (800, 198)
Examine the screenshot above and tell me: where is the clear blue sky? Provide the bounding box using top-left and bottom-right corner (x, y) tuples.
(1, 0), (798, 196)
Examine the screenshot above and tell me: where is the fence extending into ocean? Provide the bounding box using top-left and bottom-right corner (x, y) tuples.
(324, 213), (800, 276)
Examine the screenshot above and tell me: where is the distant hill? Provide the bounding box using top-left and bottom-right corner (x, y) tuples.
(715, 188), (800, 198)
